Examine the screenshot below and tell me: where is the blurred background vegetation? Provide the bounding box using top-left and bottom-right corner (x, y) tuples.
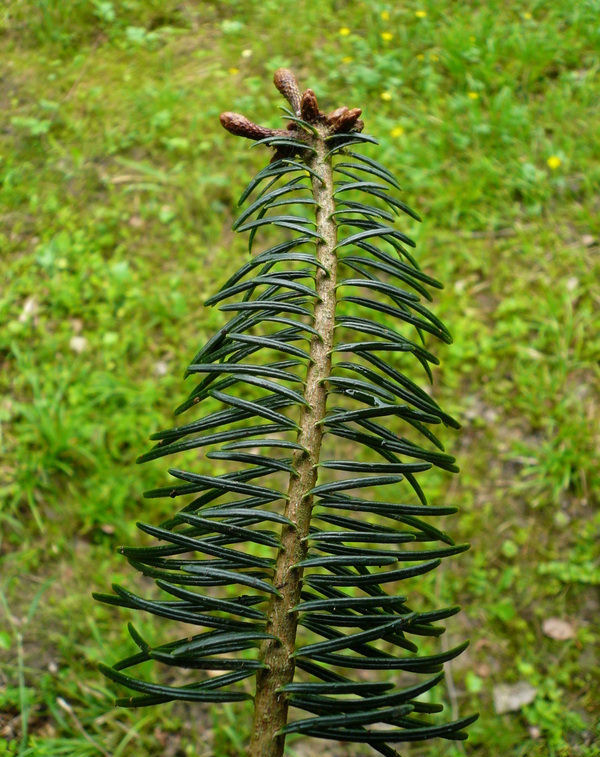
(1, 0), (599, 755)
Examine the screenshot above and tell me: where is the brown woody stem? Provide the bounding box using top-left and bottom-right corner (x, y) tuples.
(248, 125), (338, 756)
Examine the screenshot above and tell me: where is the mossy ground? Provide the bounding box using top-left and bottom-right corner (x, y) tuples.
(1, 1), (599, 755)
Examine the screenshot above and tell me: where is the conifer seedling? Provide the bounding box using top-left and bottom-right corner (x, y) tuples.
(95, 69), (477, 756)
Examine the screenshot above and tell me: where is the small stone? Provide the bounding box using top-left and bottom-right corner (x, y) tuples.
(493, 682), (537, 714)
(581, 234), (595, 247)
(19, 296), (38, 323)
(69, 336), (88, 353)
(542, 617), (575, 640)
(529, 726), (541, 739)
(154, 361), (168, 376)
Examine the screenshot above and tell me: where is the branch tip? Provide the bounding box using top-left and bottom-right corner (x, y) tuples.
(219, 112), (276, 141)
(220, 70), (364, 152)
(274, 68), (302, 116)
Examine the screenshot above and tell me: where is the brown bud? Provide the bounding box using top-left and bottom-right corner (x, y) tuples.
(300, 89), (323, 124)
(219, 112), (275, 141)
(273, 68), (302, 116)
(331, 107), (363, 133)
(326, 106), (349, 123)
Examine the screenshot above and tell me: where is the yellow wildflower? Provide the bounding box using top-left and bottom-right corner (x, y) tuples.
(381, 10), (390, 20)
(342, 56), (353, 63)
(229, 67), (239, 75)
(391, 126), (404, 137)
(416, 53), (425, 60)
(430, 53), (439, 61)
(381, 32), (393, 41)
(547, 155), (561, 170)
(415, 10), (427, 18)
(339, 27), (351, 36)
(468, 91), (479, 100)
(523, 11), (532, 19)
(380, 91), (392, 101)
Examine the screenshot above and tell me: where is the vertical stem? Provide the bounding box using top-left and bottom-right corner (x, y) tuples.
(248, 127), (338, 757)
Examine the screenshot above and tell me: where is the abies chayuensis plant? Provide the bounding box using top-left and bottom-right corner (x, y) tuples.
(95, 69), (478, 756)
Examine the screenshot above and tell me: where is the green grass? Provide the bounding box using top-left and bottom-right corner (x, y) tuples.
(1, 0), (599, 755)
